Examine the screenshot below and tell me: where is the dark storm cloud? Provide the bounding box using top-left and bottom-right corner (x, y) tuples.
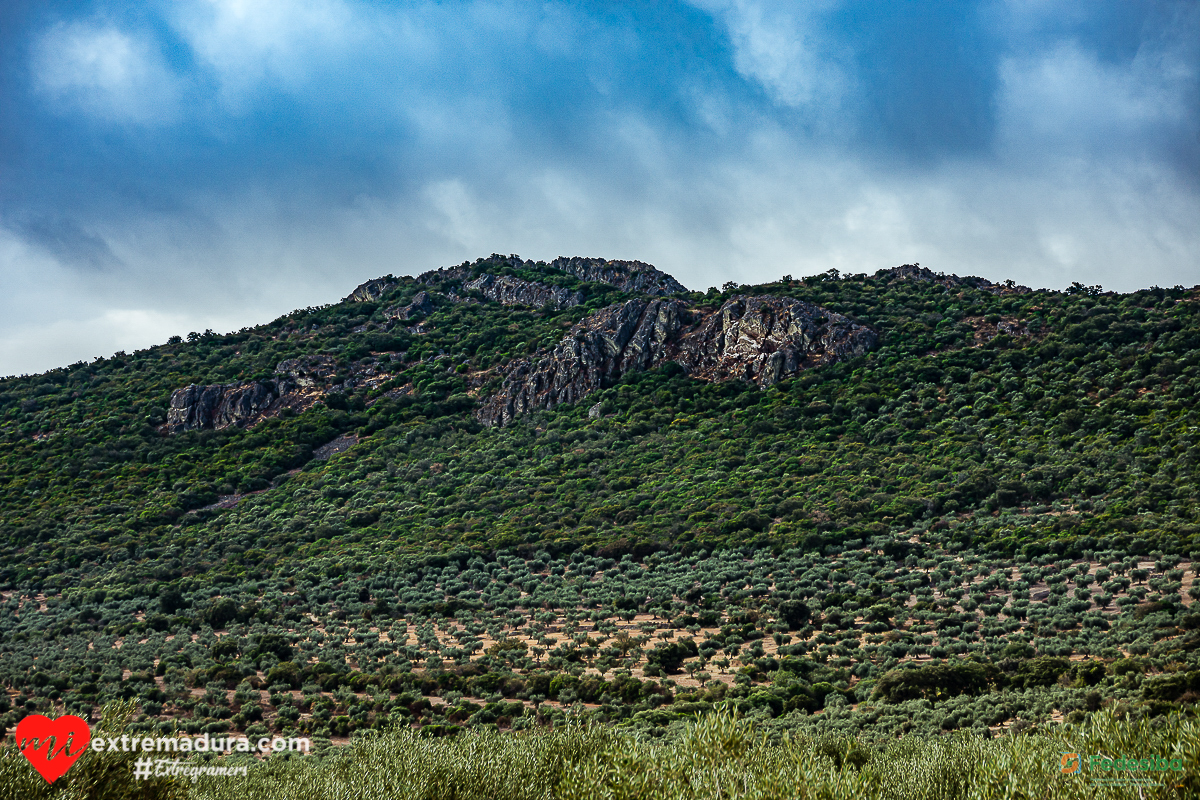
(10, 214), (123, 270)
(0, 0), (1197, 375)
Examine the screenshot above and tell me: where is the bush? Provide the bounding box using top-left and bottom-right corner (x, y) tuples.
(874, 660), (998, 703)
(645, 640), (699, 674)
(1010, 657), (1070, 689)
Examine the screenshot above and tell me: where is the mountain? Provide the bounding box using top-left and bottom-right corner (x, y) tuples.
(0, 254), (1197, 751)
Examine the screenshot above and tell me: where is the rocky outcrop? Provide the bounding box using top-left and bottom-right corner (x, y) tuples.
(416, 253), (687, 298)
(547, 257), (687, 296)
(476, 295), (876, 426)
(383, 291), (435, 321)
(312, 433), (358, 461)
(415, 264), (475, 286)
(345, 276), (399, 302)
(477, 299), (686, 426)
(169, 355), (350, 432)
(275, 355), (340, 387)
(677, 296), (877, 386)
(167, 381), (288, 433)
(463, 274), (585, 309)
(878, 264), (1031, 296)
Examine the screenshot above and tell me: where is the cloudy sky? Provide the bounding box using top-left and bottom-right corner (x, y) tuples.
(1, 1), (1198, 376)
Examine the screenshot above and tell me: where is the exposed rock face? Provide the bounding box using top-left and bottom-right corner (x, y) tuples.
(383, 291), (435, 321)
(167, 381), (286, 433)
(415, 253), (687, 298)
(275, 355), (340, 387)
(463, 274), (585, 309)
(169, 355), (350, 432)
(415, 264), (475, 286)
(962, 315), (1033, 346)
(345, 276), (399, 302)
(878, 264), (1031, 296)
(476, 295), (876, 426)
(679, 296), (877, 386)
(547, 257), (687, 296)
(477, 299), (686, 426)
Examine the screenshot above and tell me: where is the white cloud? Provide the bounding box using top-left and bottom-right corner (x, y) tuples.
(691, 0), (848, 118)
(31, 22), (182, 124)
(166, 0), (370, 102)
(997, 40), (1195, 160)
(421, 179), (496, 253)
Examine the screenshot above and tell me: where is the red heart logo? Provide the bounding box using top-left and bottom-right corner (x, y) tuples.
(15, 714), (91, 783)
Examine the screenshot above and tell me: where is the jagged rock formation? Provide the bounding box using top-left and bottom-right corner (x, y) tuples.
(345, 253), (685, 318)
(417, 253), (687, 298)
(169, 356), (346, 433)
(415, 264), (473, 285)
(275, 355), (340, 387)
(383, 291), (435, 321)
(167, 381), (287, 433)
(678, 296), (878, 385)
(346, 254), (686, 319)
(345, 276), (399, 302)
(878, 264), (1031, 296)
(463, 274), (585, 309)
(477, 295), (876, 426)
(548, 257), (687, 296)
(477, 299), (684, 426)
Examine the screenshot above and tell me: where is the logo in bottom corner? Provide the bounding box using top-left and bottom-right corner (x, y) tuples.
(1060, 752), (1081, 774)
(15, 714), (92, 783)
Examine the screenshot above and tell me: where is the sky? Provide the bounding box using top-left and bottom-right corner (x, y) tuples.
(1, 1), (1198, 376)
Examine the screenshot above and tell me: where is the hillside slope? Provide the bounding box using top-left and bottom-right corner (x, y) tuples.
(0, 254), (1197, 747)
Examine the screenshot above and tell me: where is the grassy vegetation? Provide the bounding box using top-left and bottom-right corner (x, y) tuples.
(1, 255), (1199, 793)
(2, 703), (1194, 799)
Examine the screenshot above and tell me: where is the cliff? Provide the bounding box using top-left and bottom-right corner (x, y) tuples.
(166, 380), (288, 433)
(547, 256), (687, 296)
(462, 274), (585, 310)
(383, 291), (435, 321)
(476, 295), (876, 426)
(167, 355), (351, 433)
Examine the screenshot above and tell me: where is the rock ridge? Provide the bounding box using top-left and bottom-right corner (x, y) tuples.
(167, 355), (354, 433)
(476, 295), (876, 426)
(547, 256), (687, 296)
(462, 274), (585, 310)
(344, 276), (398, 303)
(383, 291), (435, 320)
(346, 253), (688, 307)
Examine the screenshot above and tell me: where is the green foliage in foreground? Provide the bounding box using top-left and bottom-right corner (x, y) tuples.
(0, 701), (184, 800)
(1, 703), (1195, 800)
(557, 706), (1198, 800)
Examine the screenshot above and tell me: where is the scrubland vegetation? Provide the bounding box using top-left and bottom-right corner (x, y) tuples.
(1, 257), (1198, 795)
